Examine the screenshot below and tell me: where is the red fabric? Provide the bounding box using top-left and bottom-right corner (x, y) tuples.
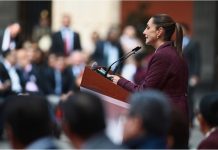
(198, 129), (218, 149)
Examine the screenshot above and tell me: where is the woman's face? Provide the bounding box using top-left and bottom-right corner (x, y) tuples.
(143, 18), (159, 46)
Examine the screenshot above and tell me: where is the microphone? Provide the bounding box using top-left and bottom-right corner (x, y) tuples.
(104, 46), (141, 77)
(90, 61), (98, 70)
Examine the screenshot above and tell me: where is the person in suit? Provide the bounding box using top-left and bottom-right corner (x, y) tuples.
(122, 90), (171, 149)
(91, 26), (124, 73)
(44, 53), (78, 96)
(61, 91), (122, 149)
(3, 95), (58, 149)
(196, 93), (218, 149)
(50, 14), (82, 56)
(181, 23), (201, 126)
(0, 22), (23, 54)
(0, 50), (22, 97)
(108, 14), (189, 120)
(16, 49), (44, 95)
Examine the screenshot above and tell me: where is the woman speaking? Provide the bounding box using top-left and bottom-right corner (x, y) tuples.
(108, 14), (189, 119)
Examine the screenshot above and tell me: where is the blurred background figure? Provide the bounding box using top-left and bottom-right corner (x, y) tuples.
(44, 53), (78, 97)
(91, 26), (123, 73)
(61, 91), (122, 149)
(0, 50), (22, 96)
(66, 51), (87, 87)
(119, 25), (143, 82)
(0, 22), (23, 54)
(196, 93), (218, 149)
(32, 9), (52, 53)
(90, 31), (101, 54)
(122, 90), (171, 149)
(181, 23), (201, 127)
(3, 95), (59, 149)
(50, 14), (82, 56)
(16, 48), (43, 94)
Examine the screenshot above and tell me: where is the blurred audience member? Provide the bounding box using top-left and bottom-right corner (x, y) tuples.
(45, 53), (78, 96)
(50, 14), (82, 56)
(16, 49), (43, 94)
(61, 91), (122, 149)
(91, 26), (123, 73)
(66, 51), (87, 86)
(120, 25), (143, 81)
(32, 10), (51, 53)
(3, 95), (58, 149)
(90, 31), (101, 54)
(196, 93), (218, 149)
(181, 23), (201, 126)
(122, 90), (171, 149)
(0, 22), (23, 54)
(167, 108), (189, 149)
(0, 50), (22, 96)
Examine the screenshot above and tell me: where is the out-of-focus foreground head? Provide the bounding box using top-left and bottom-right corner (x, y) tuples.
(61, 91), (106, 148)
(123, 89), (171, 142)
(3, 95), (52, 149)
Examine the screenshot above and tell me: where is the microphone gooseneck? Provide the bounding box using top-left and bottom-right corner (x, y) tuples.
(104, 46), (141, 77)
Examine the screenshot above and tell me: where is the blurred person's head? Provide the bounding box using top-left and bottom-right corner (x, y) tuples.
(143, 14), (183, 56)
(16, 49), (30, 68)
(54, 53), (66, 71)
(2, 50), (17, 66)
(197, 93), (218, 135)
(62, 14), (71, 28)
(47, 52), (57, 68)
(3, 95), (52, 149)
(91, 31), (100, 44)
(123, 25), (137, 38)
(39, 9), (50, 27)
(31, 49), (45, 65)
(8, 22), (21, 38)
(123, 90), (171, 147)
(167, 108), (189, 149)
(107, 26), (120, 42)
(67, 51), (85, 66)
(61, 91), (106, 149)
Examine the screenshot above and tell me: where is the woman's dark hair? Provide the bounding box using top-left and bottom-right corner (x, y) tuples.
(152, 14), (183, 56)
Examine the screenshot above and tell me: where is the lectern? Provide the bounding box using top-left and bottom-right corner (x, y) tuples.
(80, 66), (130, 143)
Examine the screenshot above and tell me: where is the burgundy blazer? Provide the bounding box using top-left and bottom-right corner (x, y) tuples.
(198, 128), (218, 149)
(118, 41), (189, 117)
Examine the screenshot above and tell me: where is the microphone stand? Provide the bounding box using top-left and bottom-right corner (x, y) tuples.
(104, 46), (141, 77)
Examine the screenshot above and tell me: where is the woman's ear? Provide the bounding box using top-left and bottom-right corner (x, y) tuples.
(156, 27), (164, 39)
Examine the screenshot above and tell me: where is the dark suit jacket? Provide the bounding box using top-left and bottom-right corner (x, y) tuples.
(0, 62), (21, 97)
(183, 39), (201, 77)
(16, 64), (44, 95)
(50, 31), (81, 55)
(198, 128), (218, 149)
(44, 67), (78, 95)
(118, 41), (189, 117)
(91, 40), (124, 73)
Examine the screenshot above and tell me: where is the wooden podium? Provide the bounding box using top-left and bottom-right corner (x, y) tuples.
(80, 66), (130, 143)
(80, 66), (130, 102)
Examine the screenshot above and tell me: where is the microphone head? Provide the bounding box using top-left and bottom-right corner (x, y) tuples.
(132, 46), (141, 52)
(91, 61), (98, 70)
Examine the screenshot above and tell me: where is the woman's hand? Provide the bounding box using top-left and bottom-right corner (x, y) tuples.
(107, 74), (121, 84)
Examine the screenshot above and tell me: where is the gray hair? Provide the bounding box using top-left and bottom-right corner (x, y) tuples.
(128, 89), (171, 136)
